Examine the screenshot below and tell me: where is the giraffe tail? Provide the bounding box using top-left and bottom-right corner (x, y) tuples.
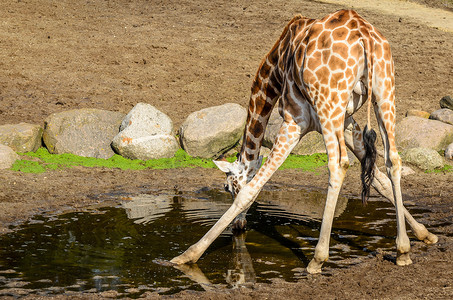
(360, 31), (377, 205)
(361, 124), (377, 205)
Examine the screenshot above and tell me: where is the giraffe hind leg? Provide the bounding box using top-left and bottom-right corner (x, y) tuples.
(344, 117), (438, 244)
(373, 103), (412, 266)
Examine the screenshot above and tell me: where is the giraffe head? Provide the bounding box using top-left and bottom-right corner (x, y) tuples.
(213, 156), (263, 197)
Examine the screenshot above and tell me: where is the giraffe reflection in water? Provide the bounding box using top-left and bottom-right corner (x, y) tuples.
(174, 232), (256, 290)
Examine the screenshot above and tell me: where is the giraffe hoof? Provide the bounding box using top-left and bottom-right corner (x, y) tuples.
(396, 252), (413, 266)
(153, 258), (177, 267)
(423, 233), (438, 245)
(170, 249), (197, 265)
(170, 255), (188, 265)
(232, 218), (247, 232)
(306, 259), (323, 274)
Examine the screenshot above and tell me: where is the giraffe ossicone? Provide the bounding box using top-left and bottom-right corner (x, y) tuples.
(171, 9), (438, 274)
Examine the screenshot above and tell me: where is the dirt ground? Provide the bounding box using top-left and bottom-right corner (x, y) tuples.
(1, 0), (453, 299)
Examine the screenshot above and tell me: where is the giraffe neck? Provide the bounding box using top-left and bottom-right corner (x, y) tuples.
(238, 16), (303, 176)
(238, 66), (279, 175)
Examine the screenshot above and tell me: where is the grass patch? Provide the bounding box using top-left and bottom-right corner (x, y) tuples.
(11, 147), (328, 173)
(10, 160), (47, 174)
(11, 148), (238, 173)
(425, 164), (453, 173)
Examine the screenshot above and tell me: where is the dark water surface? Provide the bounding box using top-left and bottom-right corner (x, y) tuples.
(0, 189), (435, 297)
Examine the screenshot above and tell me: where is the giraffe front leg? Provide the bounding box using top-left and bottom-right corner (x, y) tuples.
(171, 184), (256, 265)
(172, 117), (303, 265)
(307, 128), (349, 274)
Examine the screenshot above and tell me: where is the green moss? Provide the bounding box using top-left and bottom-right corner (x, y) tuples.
(11, 148), (328, 173)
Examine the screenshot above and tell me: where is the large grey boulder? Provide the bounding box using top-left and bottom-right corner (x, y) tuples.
(430, 108), (453, 126)
(0, 144), (20, 169)
(179, 103), (247, 158)
(112, 134), (179, 160)
(263, 109), (326, 155)
(400, 147), (444, 171)
(262, 108), (285, 149)
(396, 116), (453, 152)
(43, 108), (125, 159)
(293, 132), (326, 155)
(112, 103), (178, 160)
(0, 123), (43, 152)
(118, 102), (174, 135)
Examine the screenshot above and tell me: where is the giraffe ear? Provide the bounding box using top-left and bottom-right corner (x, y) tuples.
(213, 160), (233, 173)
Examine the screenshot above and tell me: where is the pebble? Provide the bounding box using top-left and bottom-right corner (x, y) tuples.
(445, 143), (453, 160)
(406, 109), (430, 118)
(440, 95), (453, 110)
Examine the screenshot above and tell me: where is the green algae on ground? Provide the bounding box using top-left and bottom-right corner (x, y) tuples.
(11, 148), (328, 173)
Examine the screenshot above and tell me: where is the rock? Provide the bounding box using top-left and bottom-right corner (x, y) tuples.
(405, 110), (430, 119)
(293, 132), (326, 155)
(0, 144), (20, 169)
(445, 143), (453, 160)
(263, 108), (285, 149)
(179, 103), (247, 158)
(99, 290), (120, 298)
(347, 150), (359, 166)
(259, 146), (272, 158)
(429, 108), (453, 126)
(0, 123), (43, 152)
(440, 95), (453, 110)
(118, 102), (173, 135)
(43, 108), (125, 159)
(401, 166), (416, 176)
(113, 134), (179, 160)
(263, 109), (326, 155)
(400, 147), (444, 171)
(396, 116), (453, 152)
(112, 103), (178, 160)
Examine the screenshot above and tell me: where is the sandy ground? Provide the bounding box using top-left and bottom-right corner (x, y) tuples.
(1, 0), (453, 299)
(318, 0), (453, 33)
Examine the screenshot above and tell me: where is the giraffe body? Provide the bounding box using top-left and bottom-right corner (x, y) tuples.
(171, 10), (437, 273)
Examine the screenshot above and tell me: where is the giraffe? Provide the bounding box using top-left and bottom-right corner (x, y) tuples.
(171, 10), (438, 274)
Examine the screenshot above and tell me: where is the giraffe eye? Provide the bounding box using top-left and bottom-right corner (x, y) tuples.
(224, 184), (229, 192)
